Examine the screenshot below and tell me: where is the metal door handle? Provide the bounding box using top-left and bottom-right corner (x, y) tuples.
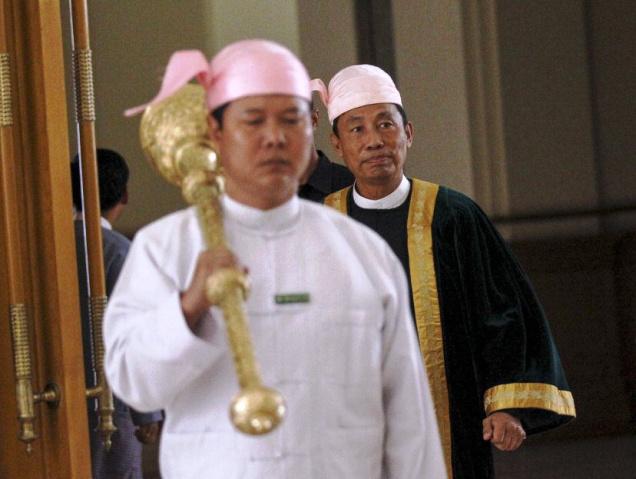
(85, 295), (116, 449)
(9, 303), (60, 453)
(3, 51), (59, 453)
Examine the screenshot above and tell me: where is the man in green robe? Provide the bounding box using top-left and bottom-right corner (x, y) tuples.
(312, 65), (575, 478)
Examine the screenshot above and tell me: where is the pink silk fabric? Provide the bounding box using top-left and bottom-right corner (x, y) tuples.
(126, 39), (311, 116)
(311, 64), (402, 123)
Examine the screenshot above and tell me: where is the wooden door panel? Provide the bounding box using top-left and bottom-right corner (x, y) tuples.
(0, 1), (91, 477)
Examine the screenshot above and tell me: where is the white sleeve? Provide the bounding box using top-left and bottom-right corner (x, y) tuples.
(104, 231), (221, 412)
(380, 245), (447, 478)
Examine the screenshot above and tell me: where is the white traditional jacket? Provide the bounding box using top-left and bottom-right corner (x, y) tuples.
(104, 195), (446, 478)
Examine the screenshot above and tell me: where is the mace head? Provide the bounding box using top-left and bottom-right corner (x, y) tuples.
(230, 386), (286, 435)
(139, 84), (219, 188)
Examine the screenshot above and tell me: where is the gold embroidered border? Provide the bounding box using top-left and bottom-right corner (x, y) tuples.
(484, 382), (576, 417)
(324, 186), (350, 213)
(407, 180), (453, 477)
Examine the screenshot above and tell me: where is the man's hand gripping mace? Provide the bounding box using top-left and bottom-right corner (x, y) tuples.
(139, 84), (285, 435)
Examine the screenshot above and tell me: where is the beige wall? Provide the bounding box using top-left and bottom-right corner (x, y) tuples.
(63, 1), (215, 234)
(62, 0), (634, 240)
(207, 0), (301, 54)
(63, 0), (357, 235)
(64, 0), (478, 234)
(490, 0), (635, 239)
(392, 0), (475, 198)
(85, 0), (307, 235)
(391, 0), (635, 240)
(494, 0), (600, 239)
(297, 0), (358, 154)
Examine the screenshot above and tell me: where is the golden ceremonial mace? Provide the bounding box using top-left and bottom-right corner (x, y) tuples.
(139, 84), (285, 435)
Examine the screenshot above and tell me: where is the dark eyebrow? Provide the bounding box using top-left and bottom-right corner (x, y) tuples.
(241, 108), (265, 115)
(241, 107), (304, 116)
(375, 110), (395, 120)
(280, 107), (303, 115)
(344, 109), (394, 125)
(344, 114), (364, 125)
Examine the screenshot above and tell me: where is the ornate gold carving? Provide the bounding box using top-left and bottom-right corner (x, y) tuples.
(139, 84), (285, 435)
(0, 53), (13, 126)
(72, 49), (96, 122)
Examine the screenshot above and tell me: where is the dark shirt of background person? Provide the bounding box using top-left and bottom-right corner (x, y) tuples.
(298, 150), (354, 203)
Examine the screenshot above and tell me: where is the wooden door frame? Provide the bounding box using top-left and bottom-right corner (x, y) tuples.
(0, 1), (91, 477)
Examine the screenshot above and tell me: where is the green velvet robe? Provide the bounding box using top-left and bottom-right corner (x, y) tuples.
(325, 179), (575, 478)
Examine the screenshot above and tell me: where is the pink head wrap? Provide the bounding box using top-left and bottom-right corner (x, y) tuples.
(311, 64), (402, 124)
(125, 39), (311, 116)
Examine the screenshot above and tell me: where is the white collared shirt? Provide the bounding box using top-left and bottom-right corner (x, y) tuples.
(353, 175), (411, 209)
(222, 194), (300, 236)
(101, 216), (112, 230)
(73, 211), (113, 231)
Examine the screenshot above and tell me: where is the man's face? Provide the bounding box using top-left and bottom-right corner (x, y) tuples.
(209, 95), (312, 209)
(331, 103), (413, 188)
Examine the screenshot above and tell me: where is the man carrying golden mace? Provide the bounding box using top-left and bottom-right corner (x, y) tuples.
(103, 40), (445, 478)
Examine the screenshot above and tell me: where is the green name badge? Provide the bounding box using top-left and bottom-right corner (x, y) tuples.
(274, 293), (310, 305)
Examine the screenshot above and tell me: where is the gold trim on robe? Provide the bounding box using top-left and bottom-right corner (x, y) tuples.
(323, 186), (349, 212)
(484, 382), (576, 417)
(406, 180), (453, 478)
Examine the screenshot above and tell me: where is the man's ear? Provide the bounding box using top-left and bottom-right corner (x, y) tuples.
(330, 132), (344, 159)
(121, 188), (129, 206)
(207, 114), (222, 144)
(405, 121), (414, 148)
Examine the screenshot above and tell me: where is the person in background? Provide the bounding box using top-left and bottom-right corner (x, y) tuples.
(298, 103), (353, 202)
(71, 148), (162, 479)
(315, 64), (576, 478)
